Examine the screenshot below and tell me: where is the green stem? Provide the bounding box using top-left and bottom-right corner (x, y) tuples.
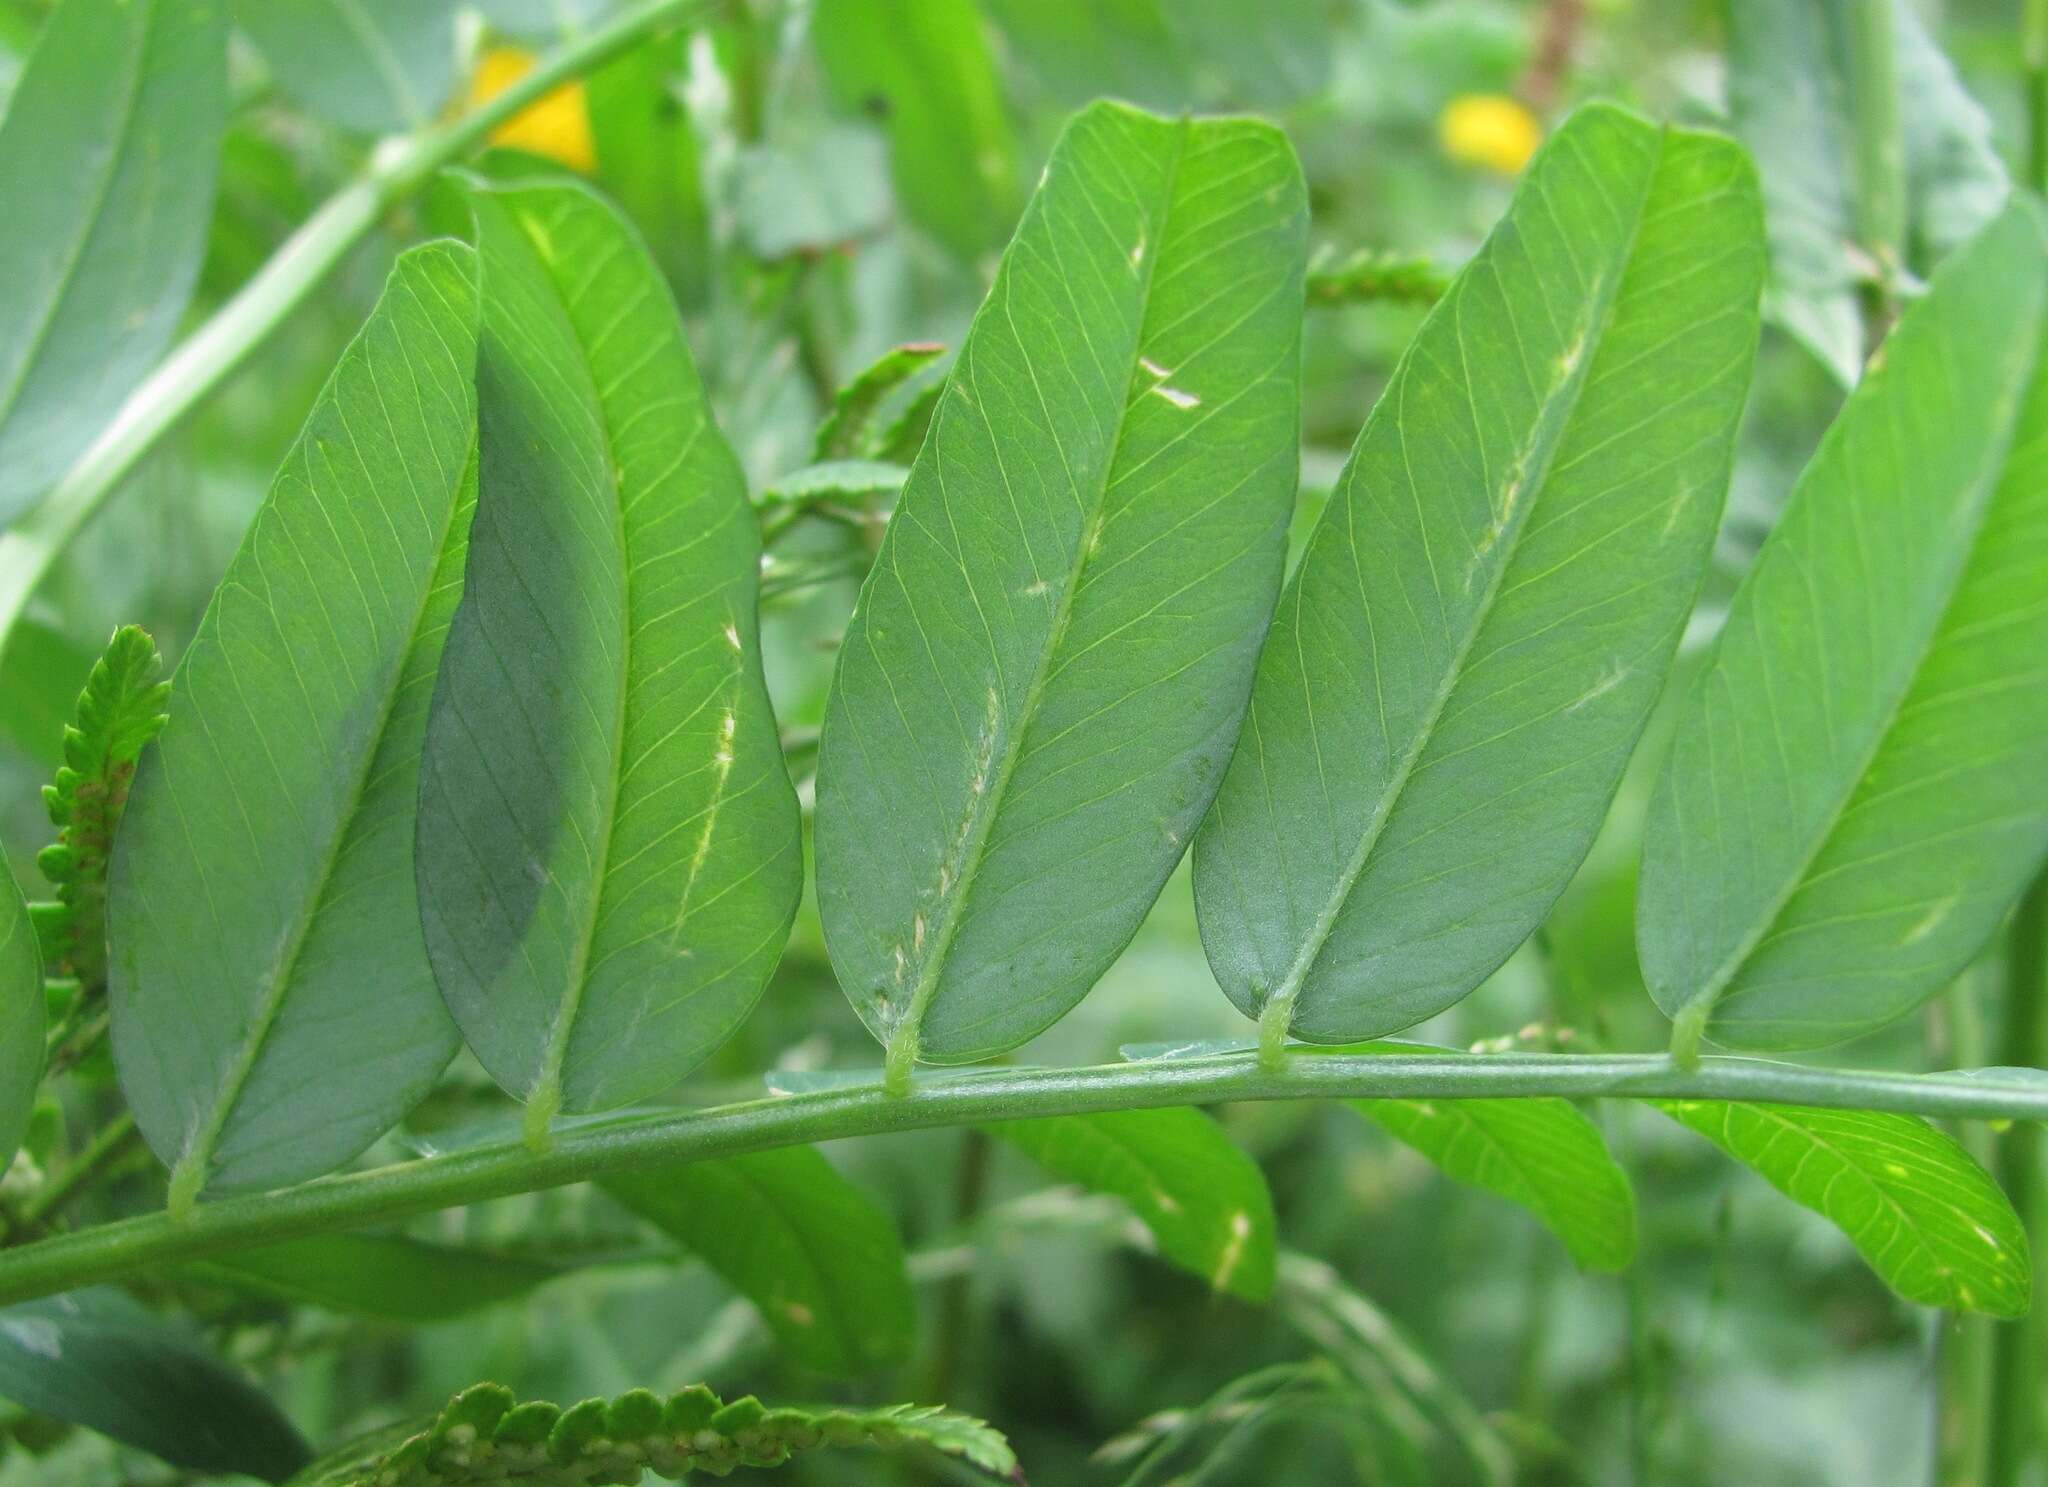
(1847, 0), (1903, 322)
(1987, 869), (2048, 1487)
(14, 1114), (139, 1231)
(1, 1051), (2046, 1306)
(2027, 0), (2048, 195)
(0, 0), (703, 666)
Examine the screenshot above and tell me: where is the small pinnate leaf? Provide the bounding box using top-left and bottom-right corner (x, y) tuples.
(1656, 1100), (2030, 1317)
(603, 1146), (915, 1375)
(813, 342), (947, 461)
(288, 1381), (1019, 1486)
(987, 1108), (1278, 1300)
(34, 624), (168, 985)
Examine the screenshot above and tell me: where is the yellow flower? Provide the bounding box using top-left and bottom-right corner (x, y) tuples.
(466, 46), (596, 173)
(1437, 93), (1543, 177)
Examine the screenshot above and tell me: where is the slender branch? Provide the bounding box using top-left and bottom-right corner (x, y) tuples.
(0, 1051), (2045, 1306)
(2027, 0), (2048, 195)
(1987, 869), (2048, 1487)
(1847, 0), (1904, 333)
(13, 1113), (140, 1232)
(0, 0), (703, 665)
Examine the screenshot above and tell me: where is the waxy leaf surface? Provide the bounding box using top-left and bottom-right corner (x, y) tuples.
(417, 181), (801, 1129)
(1640, 201), (2048, 1051)
(1194, 103), (1763, 1044)
(0, 0), (228, 523)
(108, 244), (479, 1201)
(815, 100), (1306, 1075)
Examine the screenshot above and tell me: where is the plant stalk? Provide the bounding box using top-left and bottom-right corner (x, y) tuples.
(1847, 0), (1904, 332)
(0, 0), (703, 666)
(2027, 0), (2048, 195)
(1, 1051), (2046, 1306)
(1986, 869), (2048, 1487)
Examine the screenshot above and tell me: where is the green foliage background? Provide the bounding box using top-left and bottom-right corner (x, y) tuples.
(0, 0), (2043, 1483)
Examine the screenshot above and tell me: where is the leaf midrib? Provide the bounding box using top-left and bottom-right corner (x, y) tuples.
(886, 117), (1192, 1069)
(1677, 298), (2045, 1032)
(1272, 130), (1667, 1028)
(0, 0), (156, 423)
(518, 196), (633, 1123)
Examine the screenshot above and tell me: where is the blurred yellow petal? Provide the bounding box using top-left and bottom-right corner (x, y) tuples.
(1437, 93), (1543, 177)
(467, 46), (596, 173)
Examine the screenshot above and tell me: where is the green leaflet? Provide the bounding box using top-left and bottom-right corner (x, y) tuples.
(604, 1146), (914, 1375)
(0, 846), (40, 1177)
(34, 625), (169, 988)
(236, 0), (459, 135)
(1350, 1097), (1633, 1271)
(1655, 1100), (2030, 1317)
(1641, 201), (2048, 1055)
(288, 1381), (1017, 1487)
(981, 0), (1193, 112)
(1343, 1046), (1635, 1272)
(194, 1235), (562, 1322)
(107, 243), (479, 1204)
(813, 342), (947, 462)
(587, 32), (711, 310)
(1192, 103), (1762, 1050)
(0, 0), (228, 525)
(814, 100), (1306, 1083)
(1724, 0), (2008, 384)
(988, 1107), (1278, 1300)
(472, 0), (610, 42)
(0, 1287), (311, 1482)
(809, 0), (1017, 259)
(417, 180), (801, 1138)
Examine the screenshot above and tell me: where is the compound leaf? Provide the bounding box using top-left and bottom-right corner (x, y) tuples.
(0, 0), (229, 524)
(1656, 1100), (2030, 1317)
(107, 243), (479, 1204)
(814, 100), (1306, 1082)
(604, 1146), (915, 1375)
(1640, 201), (2048, 1054)
(988, 1107), (1277, 1300)
(1192, 103), (1763, 1048)
(417, 181), (801, 1136)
